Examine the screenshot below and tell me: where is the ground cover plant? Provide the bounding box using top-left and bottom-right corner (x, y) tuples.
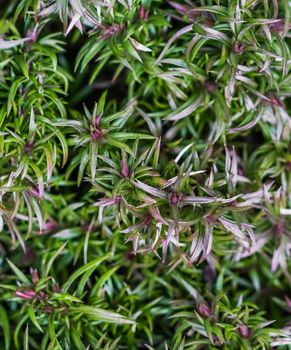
(0, 0), (291, 349)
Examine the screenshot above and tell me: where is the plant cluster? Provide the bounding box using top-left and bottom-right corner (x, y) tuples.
(0, 0), (290, 349)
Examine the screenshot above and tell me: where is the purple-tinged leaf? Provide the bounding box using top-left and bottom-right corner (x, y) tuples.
(0, 38), (30, 50)
(129, 37), (152, 52)
(133, 180), (168, 200)
(219, 217), (250, 248)
(156, 24), (193, 64)
(165, 95), (203, 121)
(65, 14), (82, 36)
(189, 233), (204, 264)
(149, 207), (167, 225)
(203, 221), (213, 257)
(229, 110), (262, 133)
(241, 182), (273, 203)
(93, 197), (121, 207)
(181, 195), (217, 204)
(29, 161), (44, 199)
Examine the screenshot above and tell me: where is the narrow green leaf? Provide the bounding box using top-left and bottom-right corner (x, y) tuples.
(28, 306), (43, 333)
(106, 137), (135, 156)
(91, 266), (119, 295)
(69, 305), (135, 324)
(24, 324), (29, 350)
(6, 259), (30, 284)
(7, 77), (26, 115)
(0, 305), (10, 350)
(44, 243), (67, 277)
(97, 90), (107, 115)
(62, 254), (111, 292)
(16, 55), (29, 79)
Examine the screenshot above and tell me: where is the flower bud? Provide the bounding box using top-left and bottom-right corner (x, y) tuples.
(169, 192), (181, 205)
(268, 19), (285, 33)
(270, 95), (284, 107)
(30, 268), (39, 284)
(93, 115), (101, 127)
(15, 289), (36, 300)
(121, 159), (130, 178)
(42, 219), (58, 234)
(24, 140), (34, 154)
(138, 6), (149, 20)
(238, 324), (251, 339)
(273, 222), (284, 236)
(28, 187), (41, 199)
(213, 335), (223, 347)
(206, 214), (218, 225)
(90, 128), (102, 141)
(232, 41), (244, 54)
(285, 295), (291, 309)
(196, 301), (211, 318)
(204, 80), (217, 93)
(52, 283), (61, 293)
(38, 291), (48, 301)
(42, 306), (54, 314)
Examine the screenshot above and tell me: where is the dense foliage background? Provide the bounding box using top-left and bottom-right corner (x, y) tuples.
(0, 0), (290, 349)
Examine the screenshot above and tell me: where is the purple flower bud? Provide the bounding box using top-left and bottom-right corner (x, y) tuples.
(206, 214), (218, 225)
(38, 291), (48, 301)
(213, 335), (223, 347)
(285, 295), (291, 309)
(204, 80), (217, 93)
(138, 6), (149, 20)
(93, 115), (101, 127)
(232, 41), (244, 54)
(121, 159), (130, 178)
(52, 283), (61, 293)
(90, 128), (102, 141)
(42, 219), (58, 234)
(169, 192), (182, 205)
(30, 268), (39, 284)
(42, 306), (54, 314)
(273, 222), (284, 236)
(268, 19), (285, 33)
(270, 95), (284, 107)
(238, 324), (251, 339)
(196, 301), (211, 318)
(28, 187), (41, 198)
(24, 140), (34, 154)
(16, 289), (36, 300)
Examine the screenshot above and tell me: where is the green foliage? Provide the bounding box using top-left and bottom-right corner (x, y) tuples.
(0, 0), (291, 349)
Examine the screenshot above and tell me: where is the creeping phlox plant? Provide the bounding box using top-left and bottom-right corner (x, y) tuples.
(0, 1), (290, 349)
